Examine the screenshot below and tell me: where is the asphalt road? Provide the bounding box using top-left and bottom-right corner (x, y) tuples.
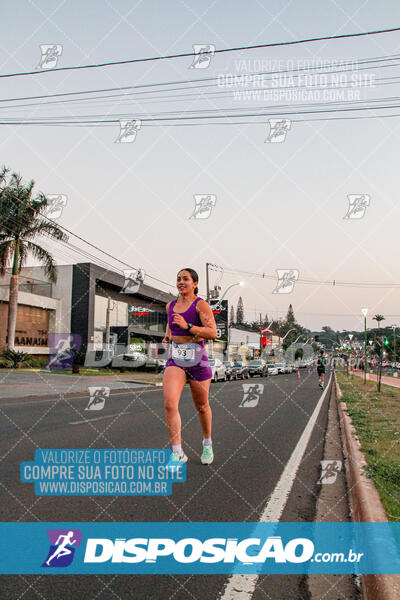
(0, 369), (332, 600)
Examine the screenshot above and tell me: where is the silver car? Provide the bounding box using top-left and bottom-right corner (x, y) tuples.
(111, 352), (146, 369)
(208, 358), (227, 382)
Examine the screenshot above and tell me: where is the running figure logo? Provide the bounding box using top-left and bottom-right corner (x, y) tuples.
(265, 119), (291, 143)
(41, 194), (67, 220)
(344, 194), (370, 219)
(37, 45), (63, 69)
(121, 268), (145, 294)
(189, 195), (217, 219)
(240, 383), (264, 408)
(42, 529), (82, 567)
(318, 460), (342, 484)
(115, 120), (141, 143)
(43, 334), (82, 371)
(272, 269), (299, 294)
(86, 386), (110, 411)
(188, 44), (215, 69)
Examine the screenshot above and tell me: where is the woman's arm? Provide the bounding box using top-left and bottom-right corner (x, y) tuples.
(162, 302), (171, 343)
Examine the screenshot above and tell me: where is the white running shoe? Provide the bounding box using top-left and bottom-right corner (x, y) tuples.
(166, 451), (188, 470)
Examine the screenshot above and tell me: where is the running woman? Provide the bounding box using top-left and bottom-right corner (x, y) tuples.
(316, 350), (326, 389)
(163, 268), (217, 467)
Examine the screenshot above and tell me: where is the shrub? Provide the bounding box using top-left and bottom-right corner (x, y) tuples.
(1, 349), (32, 368)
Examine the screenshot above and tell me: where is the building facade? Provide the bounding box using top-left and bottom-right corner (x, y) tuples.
(0, 263), (176, 356)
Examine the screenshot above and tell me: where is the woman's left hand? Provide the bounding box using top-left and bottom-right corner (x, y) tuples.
(172, 313), (187, 329)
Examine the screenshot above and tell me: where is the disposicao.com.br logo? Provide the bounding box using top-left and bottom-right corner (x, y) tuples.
(83, 535), (351, 565)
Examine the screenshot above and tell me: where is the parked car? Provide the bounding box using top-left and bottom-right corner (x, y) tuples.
(247, 359), (267, 377)
(143, 356), (165, 372)
(233, 360), (250, 379)
(298, 360), (308, 368)
(223, 360), (238, 380)
(283, 363), (293, 374)
(267, 364), (279, 376)
(274, 362), (286, 374)
(209, 358), (227, 382)
(111, 352), (146, 369)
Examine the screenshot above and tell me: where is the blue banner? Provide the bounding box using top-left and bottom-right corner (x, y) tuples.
(0, 523), (398, 574)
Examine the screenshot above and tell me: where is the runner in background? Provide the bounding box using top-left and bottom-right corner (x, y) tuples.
(316, 350), (326, 389)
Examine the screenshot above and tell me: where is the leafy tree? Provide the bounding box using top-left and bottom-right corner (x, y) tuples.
(322, 325), (335, 334)
(373, 314), (385, 328)
(0, 167), (67, 349)
(285, 303), (296, 330)
(236, 296), (244, 324)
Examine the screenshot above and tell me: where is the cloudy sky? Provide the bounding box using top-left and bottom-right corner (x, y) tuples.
(2, 0), (400, 331)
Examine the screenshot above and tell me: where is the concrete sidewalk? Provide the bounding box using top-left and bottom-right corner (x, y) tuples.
(0, 371), (154, 399)
(352, 369), (400, 388)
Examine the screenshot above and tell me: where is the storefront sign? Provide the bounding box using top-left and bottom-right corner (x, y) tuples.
(210, 299), (228, 342)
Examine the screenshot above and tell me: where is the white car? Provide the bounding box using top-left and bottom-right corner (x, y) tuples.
(111, 352), (146, 369)
(274, 363), (286, 374)
(267, 364), (279, 376)
(209, 358), (227, 382)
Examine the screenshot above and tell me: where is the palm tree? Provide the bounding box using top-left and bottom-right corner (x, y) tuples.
(0, 167), (68, 349)
(373, 314), (385, 328)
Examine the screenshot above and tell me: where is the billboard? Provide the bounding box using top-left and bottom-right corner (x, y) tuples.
(210, 299), (228, 342)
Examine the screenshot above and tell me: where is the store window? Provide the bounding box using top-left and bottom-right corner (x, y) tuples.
(128, 305), (166, 333)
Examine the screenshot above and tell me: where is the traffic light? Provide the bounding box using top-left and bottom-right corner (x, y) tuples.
(384, 338), (390, 346)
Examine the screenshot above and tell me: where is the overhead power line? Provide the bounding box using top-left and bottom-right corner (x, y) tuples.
(1, 27), (400, 78)
(1, 191), (176, 292)
(4, 101), (400, 126)
(1, 52), (400, 106)
(209, 265), (400, 289)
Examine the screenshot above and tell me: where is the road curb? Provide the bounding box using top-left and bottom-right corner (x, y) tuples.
(334, 372), (400, 600)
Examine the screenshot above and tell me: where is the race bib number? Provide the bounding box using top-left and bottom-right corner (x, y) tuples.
(172, 342), (196, 362)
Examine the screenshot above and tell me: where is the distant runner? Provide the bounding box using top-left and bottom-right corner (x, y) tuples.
(162, 268), (217, 468)
(316, 350), (326, 389)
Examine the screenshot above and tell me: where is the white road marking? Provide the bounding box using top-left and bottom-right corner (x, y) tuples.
(69, 411), (133, 425)
(219, 376), (332, 600)
(0, 387), (154, 407)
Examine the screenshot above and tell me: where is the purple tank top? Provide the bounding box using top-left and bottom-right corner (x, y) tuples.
(168, 297), (203, 336)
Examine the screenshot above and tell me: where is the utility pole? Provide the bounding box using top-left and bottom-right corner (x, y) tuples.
(206, 263), (210, 302)
(364, 319), (368, 383)
(392, 325), (397, 377)
(377, 337), (383, 392)
(105, 297), (116, 346)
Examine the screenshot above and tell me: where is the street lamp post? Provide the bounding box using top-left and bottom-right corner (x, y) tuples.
(283, 328), (297, 342)
(214, 281), (243, 359)
(392, 325), (398, 377)
(362, 308), (368, 383)
(219, 281), (244, 302)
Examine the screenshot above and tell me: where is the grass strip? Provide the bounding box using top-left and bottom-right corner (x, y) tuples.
(337, 372), (400, 521)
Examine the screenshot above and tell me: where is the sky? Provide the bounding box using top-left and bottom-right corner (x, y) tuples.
(1, 0), (400, 332)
